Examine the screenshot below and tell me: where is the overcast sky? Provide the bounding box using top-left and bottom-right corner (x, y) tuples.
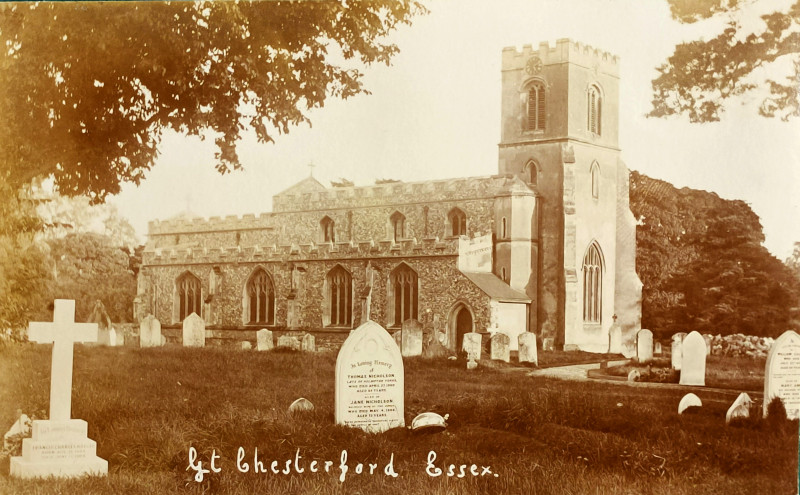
(109, 0), (800, 259)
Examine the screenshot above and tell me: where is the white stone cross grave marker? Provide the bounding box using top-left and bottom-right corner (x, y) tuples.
(11, 299), (108, 478)
(28, 300), (99, 422)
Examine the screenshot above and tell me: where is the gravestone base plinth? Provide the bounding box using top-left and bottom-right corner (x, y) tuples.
(10, 419), (108, 479)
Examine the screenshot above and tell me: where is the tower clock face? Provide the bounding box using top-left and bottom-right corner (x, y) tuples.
(525, 56), (543, 75)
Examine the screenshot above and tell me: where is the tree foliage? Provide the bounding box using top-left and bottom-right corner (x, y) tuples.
(650, 0), (800, 122)
(630, 171), (799, 337)
(0, 179), (53, 333)
(47, 232), (137, 323)
(0, 0), (424, 202)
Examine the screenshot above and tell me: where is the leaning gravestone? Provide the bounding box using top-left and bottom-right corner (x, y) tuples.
(182, 313), (205, 347)
(462, 332), (482, 360)
(10, 300), (108, 478)
(518, 332), (537, 365)
(679, 331), (706, 386)
(637, 329), (653, 363)
(678, 393), (702, 414)
(490, 333), (510, 363)
(139, 315), (162, 348)
(302, 333), (316, 352)
(763, 330), (800, 419)
(726, 393), (753, 424)
(335, 321), (404, 432)
(671, 333), (686, 370)
(401, 319), (423, 357)
(256, 329), (273, 351)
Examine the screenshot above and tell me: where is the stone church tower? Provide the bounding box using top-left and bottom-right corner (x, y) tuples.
(497, 39), (642, 351)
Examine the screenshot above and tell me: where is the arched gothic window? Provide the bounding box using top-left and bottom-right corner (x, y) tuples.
(582, 243), (603, 323)
(390, 211), (405, 242)
(326, 265), (352, 327)
(591, 161), (600, 199)
(526, 82), (546, 131)
(321, 216), (335, 243)
(525, 160), (538, 186)
(390, 264), (418, 327)
(588, 85), (602, 135)
(245, 269), (275, 325)
(448, 208), (467, 237)
(176, 272), (202, 321)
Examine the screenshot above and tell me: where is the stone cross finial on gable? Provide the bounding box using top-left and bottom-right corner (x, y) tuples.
(28, 300), (99, 422)
(308, 161), (316, 177)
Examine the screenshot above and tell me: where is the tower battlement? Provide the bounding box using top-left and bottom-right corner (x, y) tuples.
(502, 39), (619, 76)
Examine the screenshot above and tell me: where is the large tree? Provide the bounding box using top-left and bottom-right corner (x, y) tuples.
(0, 0), (424, 202)
(650, 0), (800, 122)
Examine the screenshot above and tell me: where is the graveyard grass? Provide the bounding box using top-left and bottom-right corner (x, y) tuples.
(0, 344), (797, 495)
(603, 356), (766, 391)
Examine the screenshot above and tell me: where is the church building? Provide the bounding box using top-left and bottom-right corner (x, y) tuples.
(135, 39), (642, 353)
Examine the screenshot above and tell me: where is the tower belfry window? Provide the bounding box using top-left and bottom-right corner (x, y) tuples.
(526, 83), (546, 131)
(321, 216), (335, 243)
(448, 208), (467, 237)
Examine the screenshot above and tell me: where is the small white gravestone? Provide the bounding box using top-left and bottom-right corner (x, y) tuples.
(608, 324), (622, 354)
(10, 300), (108, 478)
(182, 313), (205, 347)
(679, 331), (706, 386)
(139, 315), (162, 348)
(289, 398), (314, 413)
(637, 329), (654, 363)
(490, 333), (510, 363)
(726, 393), (753, 424)
(108, 328), (118, 347)
(256, 329), (273, 351)
(678, 393), (702, 414)
(462, 332), (482, 360)
(277, 335), (301, 350)
(335, 321), (404, 432)
(401, 319), (423, 357)
(542, 337), (554, 352)
(671, 332), (686, 370)
(241, 341), (252, 350)
(302, 333), (316, 352)
(518, 332), (537, 365)
(763, 330), (800, 419)
(654, 342), (662, 355)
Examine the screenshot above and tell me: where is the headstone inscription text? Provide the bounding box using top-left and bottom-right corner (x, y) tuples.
(764, 330), (800, 419)
(335, 321), (404, 432)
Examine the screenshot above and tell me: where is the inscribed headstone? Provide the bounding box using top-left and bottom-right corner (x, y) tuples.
(462, 332), (482, 361)
(518, 332), (537, 365)
(335, 321), (404, 432)
(671, 333), (685, 370)
(401, 319), (423, 357)
(277, 335), (301, 350)
(678, 393), (702, 414)
(763, 330), (800, 419)
(182, 313), (205, 347)
(637, 329), (653, 363)
(10, 300), (108, 478)
(542, 337), (554, 352)
(302, 333), (316, 352)
(256, 329), (273, 351)
(139, 315), (162, 348)
(725, 393), (753, 424)
(679, 331), (706, 386)
(490, 333), (510, 363)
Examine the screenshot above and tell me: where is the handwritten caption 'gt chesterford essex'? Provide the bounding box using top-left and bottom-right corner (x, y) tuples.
(186, 447), (500, 483)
